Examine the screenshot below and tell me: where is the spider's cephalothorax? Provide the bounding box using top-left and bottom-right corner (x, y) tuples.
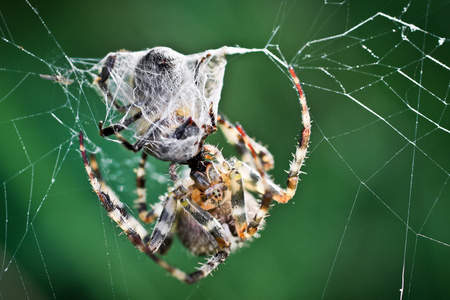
(94, 47), (226, 163)
(81, 46), (311, 283)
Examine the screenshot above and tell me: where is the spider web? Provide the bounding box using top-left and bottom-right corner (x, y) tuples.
(1, 0), (449, 299)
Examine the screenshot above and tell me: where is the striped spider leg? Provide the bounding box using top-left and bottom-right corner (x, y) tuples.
(80, 133), (232, 284)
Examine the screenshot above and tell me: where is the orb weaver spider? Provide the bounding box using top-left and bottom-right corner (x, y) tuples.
(79, 46), (310, 283)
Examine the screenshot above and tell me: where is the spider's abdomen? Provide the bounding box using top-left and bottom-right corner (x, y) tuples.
(95, 47), (228, 163)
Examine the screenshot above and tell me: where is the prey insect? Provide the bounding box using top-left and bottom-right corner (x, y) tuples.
(79, 46), (310, 283)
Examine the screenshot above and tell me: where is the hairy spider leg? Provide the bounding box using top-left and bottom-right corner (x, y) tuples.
(147, 192), (178, 252)
(229, 168), (249, 238)
(80, 131), (230, 284)
(155, 163), (183, 255)
(133, 152), (160, 223)
(232, 160), (284, 197)
(157, 221), (178, 255)
(284, 66), (310, 203)
(217, 117), (288, 211)
(179, 194), (231, 250)
(217, 115), (274, 171)
(88, 154), (149, 241)
(172, 166), (233, 281)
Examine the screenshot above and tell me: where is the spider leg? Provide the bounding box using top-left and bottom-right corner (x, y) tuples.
(177, 191), (232, 282)
(157, 219), (178, 255)
(179, 195), (231, 249)
(251, 67), (310, 233)
(229, 167), (250, 238)
(232, 160), (283, 197)
(216, 118), (278, 236)
(147, 192), (178, 252)
(80, 131), (225, 284)
(172, 163), (232, 282)
(80, 132), (151, 245)
(185, 249), (230, 283)
(228, 128), (290, 237)
(137, 160), (184, 254)
(231, 124), (274, 236)
(217, 114), (274, 171)
(281, 67), (311, 203)
(133, 152), (161, 223)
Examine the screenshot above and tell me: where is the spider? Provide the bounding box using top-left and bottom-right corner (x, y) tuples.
(79, 46), (310, 284)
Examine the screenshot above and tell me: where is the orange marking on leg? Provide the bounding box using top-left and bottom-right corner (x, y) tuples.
(236, 124), (265, 178)
(215, 237), (231, 249)
(289, 66), (304, 98)
(237, 222), (249, 239)
(139, 211), (157, 223)
(247, 226), (257, 237)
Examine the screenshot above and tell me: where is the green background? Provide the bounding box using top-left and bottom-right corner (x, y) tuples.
(1, 0), (449, 299)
